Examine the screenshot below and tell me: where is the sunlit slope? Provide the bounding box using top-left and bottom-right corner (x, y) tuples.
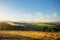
(0, 22), (24, 30)
(32, 23), (56, 27)
(0, 22), (10, 30)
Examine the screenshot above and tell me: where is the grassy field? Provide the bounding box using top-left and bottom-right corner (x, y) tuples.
(0, 30), (60, 40)
(0, 22), (60, 40)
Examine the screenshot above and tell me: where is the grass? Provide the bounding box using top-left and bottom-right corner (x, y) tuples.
(32, 23), (56, 27)
(0, 30), (60, 40)
(0, 22), (60, 40)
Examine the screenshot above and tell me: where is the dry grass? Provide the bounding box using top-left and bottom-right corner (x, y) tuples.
(0, 30), (60, 40)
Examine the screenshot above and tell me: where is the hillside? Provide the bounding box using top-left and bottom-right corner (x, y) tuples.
(0, 22), (60, 40)
(0, 22), (60, 32)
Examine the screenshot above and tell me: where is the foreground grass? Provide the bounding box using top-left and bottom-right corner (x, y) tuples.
(0, 30), (60, 40)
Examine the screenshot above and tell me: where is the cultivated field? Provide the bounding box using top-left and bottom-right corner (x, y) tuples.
(0, 30), (60, 40)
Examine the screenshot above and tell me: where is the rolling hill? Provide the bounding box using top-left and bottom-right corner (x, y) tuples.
(0, 21), (60, 32)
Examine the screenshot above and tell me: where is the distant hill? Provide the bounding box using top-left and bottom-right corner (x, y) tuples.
(0, 21), (60, 32)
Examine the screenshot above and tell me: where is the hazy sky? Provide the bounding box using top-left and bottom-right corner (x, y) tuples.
(0, 0), (60, 22)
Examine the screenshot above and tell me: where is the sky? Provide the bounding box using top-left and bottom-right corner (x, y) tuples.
(0, 0), (60, 22)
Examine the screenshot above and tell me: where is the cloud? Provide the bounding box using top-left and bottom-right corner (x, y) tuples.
(8, 11), (60, 22)
(52, 12), (57, 17)
(14, 11), (59, 22)
(22, 11), (60, 22)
